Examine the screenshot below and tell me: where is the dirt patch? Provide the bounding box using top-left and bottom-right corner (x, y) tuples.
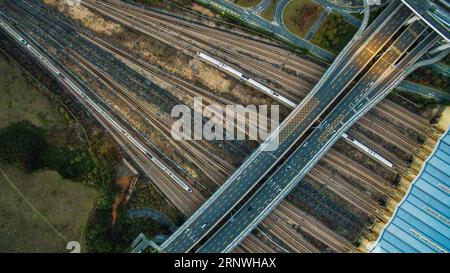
(192, 3), (216, 17)
(44, 0), (123, 35)
(283, 0), (324, 37)
(437, 106), (450, 131)
(112, 175), (135, 226)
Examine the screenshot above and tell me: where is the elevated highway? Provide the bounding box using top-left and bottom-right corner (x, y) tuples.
(161, 0), (415, 253)
(402, 0), (450, 41)
(197, 22), (440, 253)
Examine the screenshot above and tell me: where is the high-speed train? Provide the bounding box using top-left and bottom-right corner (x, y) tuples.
(66, 79), (193, 192)
(342, 133), (394, 168)
(0, 18), (28, 46)
(196, 52), (296, 108)
(0, 18), (193, 193)
(66, 77), (194, 193)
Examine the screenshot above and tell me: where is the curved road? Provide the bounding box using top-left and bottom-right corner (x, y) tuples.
(196, 0), (335, 61)
(252, 0), (272, 13)
(312, 0), (362, 27)
(317, 0), (365, 13)
(397, 81), (450, 101)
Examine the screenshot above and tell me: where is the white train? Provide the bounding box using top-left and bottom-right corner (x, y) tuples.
(196, 52), (296, 108)
(342, 133), (394, 168)
(26, 44), (43, 59)
(0, 18), (193, 193)
(0, 19), (27, 46)
(66, 78), (194, 193)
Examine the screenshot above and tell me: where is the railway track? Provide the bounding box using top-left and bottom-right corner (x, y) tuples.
(82, 0), (317, 99)
(374, 100), (431, 134)
(5, 0), (443, 254)
(277, 202), (358, 253)
(307, 165), (390, 222)
(79, 30), (270, 141)
(360, 115), (420, 153)
(322, 150), (396, 199)
(262, 214), (319, 253)
(98, 0), (325, 79)
(238, 234), (278, 253)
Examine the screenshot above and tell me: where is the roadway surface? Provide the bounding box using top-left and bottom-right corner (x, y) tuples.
(315, 0), (366, 13)
(397, 80), (450, 101)
(252, 0), (272, 13)
(304, 9), (331, 40)
(161, 0), (411, 253)
(197, 22), (440, 253)
(195, 0), (335, 61)
(402, 0), (450, 41)
(311, 0), (362, 27)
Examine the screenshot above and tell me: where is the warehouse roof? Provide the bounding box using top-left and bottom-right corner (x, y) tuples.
(371, 126), (450, 253)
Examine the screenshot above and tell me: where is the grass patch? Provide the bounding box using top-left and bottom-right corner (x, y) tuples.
(260, 0), (276, 21)
(234, 0), (262, 8)
(0, 52), (113, 252)
(0, 165), (98, 253)
(283, 0), (323, 37)
(0, 121), (96, 181)
(0, 57), (65, 129)
(311, 13), (357, 53)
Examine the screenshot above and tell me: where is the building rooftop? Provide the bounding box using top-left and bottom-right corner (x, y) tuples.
(372, 125), (450, 253)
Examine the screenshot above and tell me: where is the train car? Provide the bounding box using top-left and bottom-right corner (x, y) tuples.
(277, 95), (297, 108)
(197, 52), (221, 67)
(65, 79), (80, 94)
(151, 156), (193, 192)
(43, 60), (62, 75)
(221, 62), (243, 78)
(197, 52), (243, 78)
(26, 44), (43, 59)
(18, 37), (27, 46)
(342, 133), (394, 168)
(0, 19), (28, 46)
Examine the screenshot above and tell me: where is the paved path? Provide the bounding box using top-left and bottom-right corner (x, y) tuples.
(304, 9), (330, 40)
(197, 0), (335, 61)
(128, 208), (178, 232)
(252, 0), (272, 13)
(397, 81), (450, 101)
(312, 0), (362, 27)
(318, 0), (365, 13)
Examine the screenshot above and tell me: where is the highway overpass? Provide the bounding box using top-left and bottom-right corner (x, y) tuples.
(160, 0), (424, 253)
(402, 0), (450, 41)
(197, 22), (440, 253)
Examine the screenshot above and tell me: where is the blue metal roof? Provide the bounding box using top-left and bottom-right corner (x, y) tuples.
(372, 126), (450, 253)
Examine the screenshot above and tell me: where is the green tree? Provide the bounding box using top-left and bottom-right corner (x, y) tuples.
(0, 121), (48, 171)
